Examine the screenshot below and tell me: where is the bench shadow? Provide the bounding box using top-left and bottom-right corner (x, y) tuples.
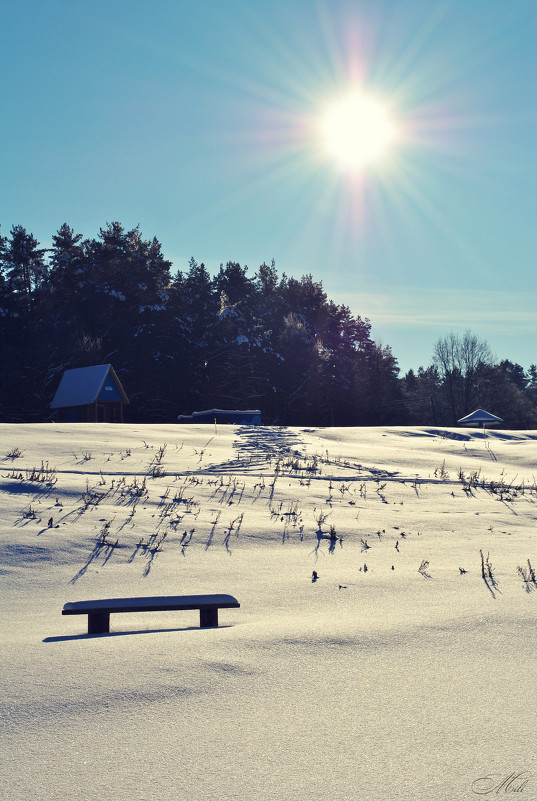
(43, 624), (234, 643)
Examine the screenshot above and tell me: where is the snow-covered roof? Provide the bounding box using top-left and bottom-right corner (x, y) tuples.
(179, 408), (262, 425)
(63, 594), (240, 613)
(50, 365), (129, 408)
(194, 409), (261, 415)
(457, 409), (503, 425)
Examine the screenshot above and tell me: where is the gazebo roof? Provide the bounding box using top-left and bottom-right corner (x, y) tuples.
(457, 409), (503, 426)
(51, 365), (129, 409)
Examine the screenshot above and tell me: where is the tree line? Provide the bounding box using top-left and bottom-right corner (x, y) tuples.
(403, 332), (536, 429)
(1, 222), (535, 427)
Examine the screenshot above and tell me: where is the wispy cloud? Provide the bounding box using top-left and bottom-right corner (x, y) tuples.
(342, 287), (537, 333)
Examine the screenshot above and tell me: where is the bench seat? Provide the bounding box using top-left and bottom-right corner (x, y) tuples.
(62, 594), (240, 634)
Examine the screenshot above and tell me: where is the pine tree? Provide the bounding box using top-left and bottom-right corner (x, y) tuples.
(48, 223), (85, 297)
(4, 225), (47, 309)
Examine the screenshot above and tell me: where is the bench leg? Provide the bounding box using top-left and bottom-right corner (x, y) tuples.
(200, 608), (218, 628)
(88, 611), (110, 634)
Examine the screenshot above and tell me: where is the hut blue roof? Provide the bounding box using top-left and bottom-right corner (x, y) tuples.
(51, 365), (129, 409)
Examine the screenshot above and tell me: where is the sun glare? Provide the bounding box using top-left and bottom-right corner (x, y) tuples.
(319, 90), (398, 170)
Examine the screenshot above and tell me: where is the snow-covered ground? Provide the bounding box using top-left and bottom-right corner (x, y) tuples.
(1, 423), (536, 801)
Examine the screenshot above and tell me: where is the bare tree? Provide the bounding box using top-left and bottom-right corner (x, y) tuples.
(433, 330), (492, 421)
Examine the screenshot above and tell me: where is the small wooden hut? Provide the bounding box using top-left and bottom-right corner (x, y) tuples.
(51, 365), (129, 422)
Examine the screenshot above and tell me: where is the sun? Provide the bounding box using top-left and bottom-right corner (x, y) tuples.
(319, 90), (398, 170)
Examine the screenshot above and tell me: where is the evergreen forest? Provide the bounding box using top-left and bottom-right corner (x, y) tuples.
(1, 222), (535, 427)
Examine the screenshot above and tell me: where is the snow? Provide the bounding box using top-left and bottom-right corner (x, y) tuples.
(139, 304), (166, 313)
(107, 289), (126, 301)
(219, 305), (239, 319)
(62, 594), (240, 612)
(50, 364), (113, 408)
(458, 409), (504, 425)
(1, 423), (536, 801)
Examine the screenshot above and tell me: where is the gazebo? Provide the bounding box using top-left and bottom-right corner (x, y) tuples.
(457, 408), (503, 433)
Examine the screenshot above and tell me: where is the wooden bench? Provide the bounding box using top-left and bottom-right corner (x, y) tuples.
(62, 594), (240, 634)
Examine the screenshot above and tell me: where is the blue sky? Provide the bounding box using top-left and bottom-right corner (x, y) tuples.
(1, 0), (535, 373)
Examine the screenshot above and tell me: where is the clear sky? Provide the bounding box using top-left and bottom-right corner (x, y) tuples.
(1, 0), (535, 374)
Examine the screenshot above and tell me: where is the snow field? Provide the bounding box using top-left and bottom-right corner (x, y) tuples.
(1, 423), (536, 801)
